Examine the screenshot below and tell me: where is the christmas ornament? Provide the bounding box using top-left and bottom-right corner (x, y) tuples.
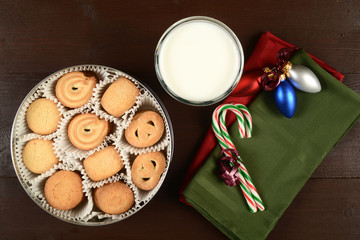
(287, 64), (321, 93)
(274, 80), (297, 118)
(259, 67), (282, 91)
(258, 48), (321, 118)
(212, 103), (265, 213)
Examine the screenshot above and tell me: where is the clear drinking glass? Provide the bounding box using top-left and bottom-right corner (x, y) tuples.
(155, 16), (244, 106)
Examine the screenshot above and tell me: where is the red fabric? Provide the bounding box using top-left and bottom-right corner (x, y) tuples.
(179, 31), (344, 204)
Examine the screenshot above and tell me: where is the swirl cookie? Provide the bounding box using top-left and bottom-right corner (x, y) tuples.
(22, 139), (59, 174)
(131, 151), (166, 191)
(94, 181), (135, 215)
(44, 170), (84, 210)
(125, 111), (164, 148)
(84, 146), (124, 181)
(68, 113), (109, 150)
(55, 71), (97, 108)
(100, 77), (139, 117)
(26, 98), (61, 135)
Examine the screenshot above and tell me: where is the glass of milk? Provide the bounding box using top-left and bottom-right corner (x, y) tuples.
(155, 16), (244, 106)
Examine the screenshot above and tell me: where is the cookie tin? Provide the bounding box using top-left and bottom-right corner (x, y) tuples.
(10, 65), (174, 225)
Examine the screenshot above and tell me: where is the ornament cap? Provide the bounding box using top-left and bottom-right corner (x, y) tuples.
(281, 61), (293, 75)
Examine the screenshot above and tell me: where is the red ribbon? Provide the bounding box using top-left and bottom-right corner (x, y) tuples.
(258, 48), (295, 91)
(218, 149), (242, 187)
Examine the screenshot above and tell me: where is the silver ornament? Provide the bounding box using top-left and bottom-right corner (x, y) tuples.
(287, 65), (321, 93)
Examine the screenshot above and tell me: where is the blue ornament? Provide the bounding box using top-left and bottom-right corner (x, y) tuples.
(274, 80), (297, 118)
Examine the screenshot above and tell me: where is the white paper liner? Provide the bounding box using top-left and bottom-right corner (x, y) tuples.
(15, 90), (66, 139)
(116, 147), (132, 180)
(40, 65), (109, 111)
(54, 107), (118, 160)
(92, 176), (140, 220)
(81, 142), (129, 189)
(92, 69), (143, 126)
(127, 146), (172, 204)
(59, 156), (83, 167)
(13, 133), (61, 184)
(117, 92), (172, 155)
(11, 65), (173, 224)
(30, 162), (93, 221)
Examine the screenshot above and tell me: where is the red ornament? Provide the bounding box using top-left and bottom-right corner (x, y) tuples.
(232, 69), (262, 97)
(259, 68), (281, 91)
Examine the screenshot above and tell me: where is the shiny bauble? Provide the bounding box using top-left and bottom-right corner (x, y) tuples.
(274, 80), (297, 118)
(287, 65), (321, 93)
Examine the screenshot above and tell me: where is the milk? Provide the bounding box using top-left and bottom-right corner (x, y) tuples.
(157, 19), (242, 104)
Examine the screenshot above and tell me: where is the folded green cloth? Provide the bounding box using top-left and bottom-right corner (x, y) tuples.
(183, 49), (360, 240)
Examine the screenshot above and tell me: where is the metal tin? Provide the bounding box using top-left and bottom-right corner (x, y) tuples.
(10, 65), (174, 226)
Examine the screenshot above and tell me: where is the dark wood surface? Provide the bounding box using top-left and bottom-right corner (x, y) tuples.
(1, 1), (359, 239)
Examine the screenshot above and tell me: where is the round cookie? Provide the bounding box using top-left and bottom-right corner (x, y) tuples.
(125, 111), (165, 148)
(131, 151), (166, 191)
(26, 98), (61, 135)
(94, 181), (135, 215)
(22, 139), (59, 174)
(84, 146), (124, 182)
(100, 77), (139, 117)
(44, 170), (84, 210)
(55, 71), (97, 108)
(67, 113), (109, 150)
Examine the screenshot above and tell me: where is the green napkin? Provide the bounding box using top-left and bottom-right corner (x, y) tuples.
(183, 49), (360, 240)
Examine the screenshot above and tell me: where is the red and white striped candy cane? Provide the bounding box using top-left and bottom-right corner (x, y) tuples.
(212, 103), (265, 212)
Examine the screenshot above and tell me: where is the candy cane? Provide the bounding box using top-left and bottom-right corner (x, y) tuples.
(214, 105), (258, 212)
(212, 103), (265, 212)
(219, 105), (264, 211)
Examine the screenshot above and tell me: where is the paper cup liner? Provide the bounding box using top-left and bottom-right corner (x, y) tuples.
(92, 176), (140, 221)
(117, 92), (172, 155)
(92, 69), (143, 126)
(11, 65), (173, 225)
(30, 163), (93, 221)
(15, 90), (66, 138)
(14, 134), (60, 184)
(41, 65), (109, 111)
(81, 142), (129, 189)
(54, 107), (118, 160)
(127, 146), (172, 204)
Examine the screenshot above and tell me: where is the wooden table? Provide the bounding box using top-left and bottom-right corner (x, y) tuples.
(1, 1), (359, 239)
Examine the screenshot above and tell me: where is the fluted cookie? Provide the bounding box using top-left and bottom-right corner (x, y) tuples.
(100, 77), (139, 117)
(26, 98), (61, 135)
(44, 170), (84, 210)
(94, 181), (134, 215)
(131, 151), (166, 191)
(125, 111), (164, 148)
(68, 113), (109, 150)
(55, 71), (97, 108)
(22, 139), (59, 174)
(84, 146), (124, 181)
